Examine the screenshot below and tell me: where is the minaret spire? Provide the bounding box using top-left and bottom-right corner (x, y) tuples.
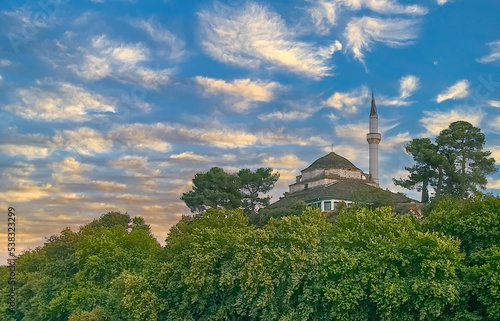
(370, 89), (377, 116)
(367, 90), (381, 186)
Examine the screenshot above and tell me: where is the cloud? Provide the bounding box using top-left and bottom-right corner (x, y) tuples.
(399, 75), (419, 99)
(109, 156), (149, 171)
(489, 147), (500, 165)
(487, 178), (500, 189)
(199, 2), (341, 78)
(0, 182), (54, 202)
(0, 59), (12, 67)
(344, 16), (419, 64)
(92, 180), (127, 192)
(378, 75), (420, 106)
(69, 35), (171, 89)
(488, 100), (500, 108)
(109, 123), (172, 152)
(53, 127), (113, 155)
(335, 123), (368, 142)
(170, 152), (206, 162)
(325, 86), (369, 113)
(437, 0), (454, 5)
(419, 109), (484, 136)
(477, 40), (500, 64)
(110, 121), (328, 150)
(436, 79), (470, 103)
(4, 82), (116, 122)
(131, 16), (185, 61)
(50, 157), (93, 183)
(309, 0), (427, 33)
(263, 154), (307, 169)
(195, 77), (280, 112)
(258, 109), (316, 121)
(0, 144), (51, 159)
(381, 132), (411, 151)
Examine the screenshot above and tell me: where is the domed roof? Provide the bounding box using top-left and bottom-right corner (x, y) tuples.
(302, 152), (361, 172)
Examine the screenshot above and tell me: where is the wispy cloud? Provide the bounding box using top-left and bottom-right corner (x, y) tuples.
(437, 0), (454, 5)
(381, 132), (411, 151)
(309, 0), (427, 33)
(325, 86), (369, 113)
(4, 82), (115, 122)
(68, 35), (171, 89)
(199, 2), (341, 78)
(489, 100), (500, 108)
(258, 109), (316, 121)
(477, 40), (500, 63)
(344, 16), (419, 65)
(263, 154), (307, 169)
(170, 151), (206, 162)
(0, 144), (51, 160)
(419, 109), (483, 136)
(109, 156), (149, 171)
(195, 77), (280, 112)
(109, 121), (328, 150)
(130, 16), (186, 61)
(54, 127), (113, 155)
(378, 75), (420, 106)
(436, 79), (470, 103)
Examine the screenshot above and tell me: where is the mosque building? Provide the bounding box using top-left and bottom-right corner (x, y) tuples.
(268, 92), (417, 212)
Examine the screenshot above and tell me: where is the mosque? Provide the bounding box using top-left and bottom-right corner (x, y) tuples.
(268, 92), (417, 212)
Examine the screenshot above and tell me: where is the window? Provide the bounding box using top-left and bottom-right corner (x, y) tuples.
(304, 183), (308, 190)
(324, 201), (332, 211)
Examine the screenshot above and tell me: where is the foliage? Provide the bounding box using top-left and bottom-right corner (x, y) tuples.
(350, 187), (394, 210)
(423, 194), (500, 257)
(394, 121), (496, 201)
(181, 167), (242, 213)
(251, 199), (308, 227)
(5, 196), (500, 320)
(424, 194), (500, 320)
(321, 207), (463, 321)
(393, 138), (443, 203)
(436, 121), (497, 198)
(181, 167), (279, 215)
(238, 167), (280, 215)
(0, 212), (161, 321)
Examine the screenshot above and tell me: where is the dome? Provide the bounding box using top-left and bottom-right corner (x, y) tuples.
(302, 152), (361, 172)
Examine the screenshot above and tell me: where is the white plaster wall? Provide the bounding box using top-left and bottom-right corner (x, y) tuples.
(302, 168), (363, 180)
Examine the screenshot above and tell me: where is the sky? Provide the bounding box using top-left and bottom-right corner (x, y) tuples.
(1, 0), (500, 264)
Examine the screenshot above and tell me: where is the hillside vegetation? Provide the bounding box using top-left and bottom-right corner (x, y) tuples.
(2, 194), (500, 320)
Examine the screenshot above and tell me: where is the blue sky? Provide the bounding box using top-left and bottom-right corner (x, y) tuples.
(1, 0), (500, 264)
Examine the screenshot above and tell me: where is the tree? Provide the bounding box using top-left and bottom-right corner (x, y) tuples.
(181, 167), (242, 213)
(237, 167), (279, 215)
(181, 167), (279, 214)
(321, 207), (463, 320)
(394, 121), (496, 201)
(436, 121), (497, 198)
(393, 138), (441, 203)
(424, 194), (500, 319)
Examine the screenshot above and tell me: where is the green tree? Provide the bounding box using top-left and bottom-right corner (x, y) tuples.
(0, 212), (161, 321)
(436, 121), (497, 198)
(181, 167), (279, 214)
(394, 121), (496, 201)
(181, 167), (242, 213)
(393, 138), (441, 203)
(424, 195), (500, 319)
(321, 207), (464, 321)
(158, 208), (256, 320)
(238, 167), (279, 215)
(350, 187), (394, 209)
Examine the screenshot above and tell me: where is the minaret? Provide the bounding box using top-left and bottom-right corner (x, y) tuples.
(366, 91), (381, 186)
